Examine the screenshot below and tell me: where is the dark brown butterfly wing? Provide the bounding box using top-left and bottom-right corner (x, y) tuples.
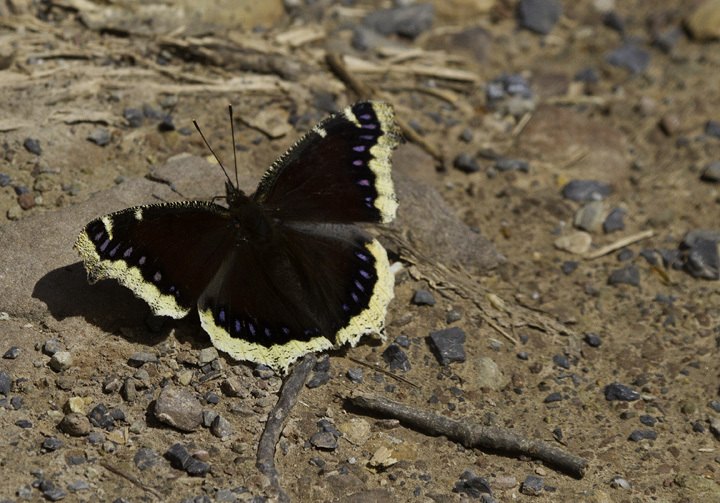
(253, 101), (401, 224)
(75, 201), (235, 318)
(197, 223), (394, 373)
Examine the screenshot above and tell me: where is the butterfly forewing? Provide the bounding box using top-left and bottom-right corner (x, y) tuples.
(75, 202), (236, 318)
(253, 101), (401, 224)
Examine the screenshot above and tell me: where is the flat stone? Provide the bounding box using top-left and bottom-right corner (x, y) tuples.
(701, 161), (720, 182)
(428, 327), (467, 365)
(608, 265), (640, 286)
(155, 386), (203, 432)
(605, 43), (651, 73)
(554, 231), (592, 255)
(516, 0), (562, 35)
(562, 180), (611, 201)
(363, 3), (434, 39)
(605, 382), (640, 401)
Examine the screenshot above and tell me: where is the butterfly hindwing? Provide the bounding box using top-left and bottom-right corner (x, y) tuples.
(75, 202), (235, 318)
(253, 101), (401, 224)
(197, 223), (394, 373)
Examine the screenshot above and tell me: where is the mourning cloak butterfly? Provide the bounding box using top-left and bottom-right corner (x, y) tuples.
(75, 101), (402, 373)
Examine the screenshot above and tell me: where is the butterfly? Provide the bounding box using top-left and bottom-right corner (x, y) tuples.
(74, 101), (402, 374)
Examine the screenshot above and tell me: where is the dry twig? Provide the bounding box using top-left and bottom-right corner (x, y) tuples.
(256, 355), (317, 502)
(585, 230), (655, 260)
(348, 391), (589, 478)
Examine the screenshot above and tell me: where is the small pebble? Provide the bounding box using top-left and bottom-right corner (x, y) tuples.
(454, 473), (493, 498)
(124, 108), (144, 127)
(134, 447), (160, 471)
(412, 289), (436, 306)
(516, 0), (562, 35)
(554, 231), (591, 255)
(521, 475), (544, 495)
(684, 238), (719, 279)
(709, 400), (720, 413)
(605, 383), (640, 401)
(394, 335), (410, 348)
(59, 413), (91, 436)
(495, 158), (529, 172)
(603, 11), (625, 32)
(608, 265), (640, 286)
(67, 480), (90, 493)
(381, 344), (411, 372)
(158, 115), (175, 132)
(310, 431), (338, 450)
(41, 437), (63, 452)
(428, 327), (467, 365)
(128, 353), (158, 368)
(0, 371), (10, 396)
(610, 476), (633, 489)
(87, 128), (111, 146)
(544, 392), (563, 403)
(346, 369), (363, 383)
(574, 201), (604, 232)
(617, 248), (634, 262)
(584, 332), (602, 347)
(49, 351), (73, 372)
(552, 354), (570, 369)
(453, 153), (480, 173)
(701, 161), (720, 183)
(445, 310), (462, 323)
(603, 207), (626, 233)
(197, 347), (219, 365)
(629, 430), (658, 441)
(362, 3), (434, 39)
(705, 120), (720, 138)
(306, 371), (332, 389)
(561, 180), (611, 201)
(88, 404), (114, 429)
(155, 386), (203, 432)
(23, 138), (42, 155)
(0, 173), (11, 187)
(605, 43), (651, 73)
(639, 415), (657, 426)
(210, 415), (232, 438)
(561, 261), (579, 274)
(43, 339), (63, 356)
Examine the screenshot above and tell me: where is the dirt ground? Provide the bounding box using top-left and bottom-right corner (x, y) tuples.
(2, 0), (720, 502)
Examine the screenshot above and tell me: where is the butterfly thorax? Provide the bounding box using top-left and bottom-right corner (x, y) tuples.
(225, 182), (275, 245)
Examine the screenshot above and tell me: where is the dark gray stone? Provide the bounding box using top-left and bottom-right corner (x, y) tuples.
(412, 289), (436, 306)
(603, 207), (626, 233)
(124, 108), (143, 128)
(0, 371), (10, 396)
(639, 415), (657, 426)
(606, 44), (651, 73)
(185, 458), (210, 477)
(381, 344), (411, 372)
(608, 265), (640, 286)
(544, 392), (562, 403)
(602, 11), (625, 32)
(552, 354), (570, 369)
(561, 261), (579, 274)
(88, 404), (114, 429)
(346, 369), (363, 383)
(584, 332), (602, 347)
(363, 4), (434, 39)
(561, 180), (611, 201)
(306, 371), (331, 389)
(605, 382), (640, 401)
(705, 120), (720, 138)
(165, 443), (191, 470)
(454, 475), (493, 498)
(3, 346), (20, 359)
(134, 447), (160, 471)
(517, 0), (562, 35)
(495, 157), (530, 172)
(521, 475), (544, 495)
(0, 173), (11, 187)
(629, 430), (658, 441)
(617, 248), (634, 262)
(453, 152), (480, 173)
(128, 352), (158, 367)
(310, 431), (338, 450)
(23, 138), (42, 155)
(428, 327), (467, 365)
(684, 238), (719, 280)
(701, 161), (720, 182)
(41, 437), (63, 452)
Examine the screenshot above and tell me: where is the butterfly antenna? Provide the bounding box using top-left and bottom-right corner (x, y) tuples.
(228, 104), (240, 189)
(193, 118), (234, 187)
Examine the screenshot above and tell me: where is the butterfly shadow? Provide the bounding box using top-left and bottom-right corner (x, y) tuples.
(33, 262), (207, 350)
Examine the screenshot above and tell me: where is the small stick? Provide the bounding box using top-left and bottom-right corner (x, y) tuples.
(585, 230), (655, 260)
(256, 355), (317, 501)
(99, 460), (163, 498)
(348, 391), (589, 478)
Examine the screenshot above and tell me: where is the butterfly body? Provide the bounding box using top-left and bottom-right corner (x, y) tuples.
(75, 101), (401, 373)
